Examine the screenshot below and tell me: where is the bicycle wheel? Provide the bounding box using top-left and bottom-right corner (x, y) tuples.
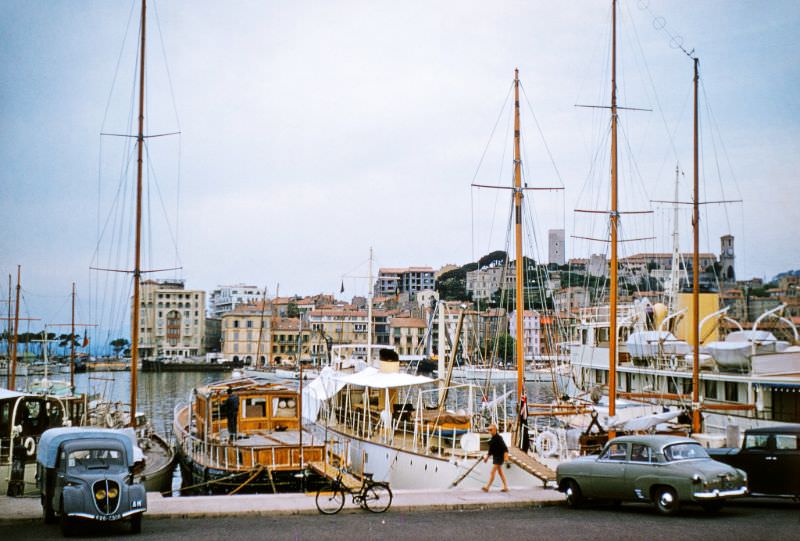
(315, 487), (345, 515)
(363, 483), (392, 513)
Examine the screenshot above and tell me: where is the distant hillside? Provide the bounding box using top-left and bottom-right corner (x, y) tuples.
(773, 269), (800, 282)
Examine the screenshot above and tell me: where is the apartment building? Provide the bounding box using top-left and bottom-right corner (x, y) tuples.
(508, 310), (541, 361)
(209, 284), (264, 317)
(389, 317), (427, 356)
(137, 279), (206, 359)
(375, 267), (435, 297)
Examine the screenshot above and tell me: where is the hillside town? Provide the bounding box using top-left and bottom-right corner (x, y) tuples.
(133, 232), (799, 368)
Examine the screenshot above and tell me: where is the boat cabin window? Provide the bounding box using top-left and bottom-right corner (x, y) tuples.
(775, 434), (798, 451)
(272, 397), (297, 418)
(21, 400), (45, 432)
(67, 448), (124, 471)
(243, 398), (267, 418)
(599, 442), (628, 461)
(0, 402), (10, 434)
(704, 380), (718, 400)
(724, 382), (739, 402)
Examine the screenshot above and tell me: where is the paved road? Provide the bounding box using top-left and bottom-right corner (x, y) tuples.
(2, 499), (797, 541)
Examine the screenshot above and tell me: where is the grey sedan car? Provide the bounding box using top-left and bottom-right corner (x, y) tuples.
(556, 435), (747, 514)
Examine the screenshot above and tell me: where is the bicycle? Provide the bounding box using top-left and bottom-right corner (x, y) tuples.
(315, 471), (393, 514)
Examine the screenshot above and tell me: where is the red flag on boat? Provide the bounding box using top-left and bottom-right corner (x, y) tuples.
(82, 330), (90, 348)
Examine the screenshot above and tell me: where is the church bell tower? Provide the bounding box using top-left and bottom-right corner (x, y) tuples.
(720, 235), (735, 283)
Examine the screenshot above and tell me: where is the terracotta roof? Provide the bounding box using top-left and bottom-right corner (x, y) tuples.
(272, 317), (308, 331)
(389, 317), (426, 328)
(309, 309), (367, 318)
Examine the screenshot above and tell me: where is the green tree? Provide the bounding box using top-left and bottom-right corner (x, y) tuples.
(287, 301), (300, 318)
(478, 250), (507, 269)
(489, 334), (516, 365)
(110, 338), (129, 357)
(435, 263), (477, 301)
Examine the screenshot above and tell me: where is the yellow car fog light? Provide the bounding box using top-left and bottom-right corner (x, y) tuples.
(107, 487), (119, 499)
(95, 489), (106, 500)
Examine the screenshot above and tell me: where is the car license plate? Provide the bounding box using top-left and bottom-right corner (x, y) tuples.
(95, 514), (121, 521)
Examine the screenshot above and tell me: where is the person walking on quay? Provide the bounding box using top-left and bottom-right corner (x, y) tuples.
(224, 387), (240, 442)
(482, 423), (509, 492)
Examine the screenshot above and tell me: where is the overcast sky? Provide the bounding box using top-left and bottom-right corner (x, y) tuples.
(1, 0), (798, 338)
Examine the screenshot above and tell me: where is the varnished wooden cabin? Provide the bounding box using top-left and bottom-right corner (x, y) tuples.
(173, 376), (324, 494)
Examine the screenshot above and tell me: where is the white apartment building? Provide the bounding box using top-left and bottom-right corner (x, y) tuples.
(375, 267), (435, 297)
(466, 263), (516, 301)
(508, 310), (541, 361)
(208, 284), (265, 317)
(553, 286), (590, 314)
(137, 279), (206, 359)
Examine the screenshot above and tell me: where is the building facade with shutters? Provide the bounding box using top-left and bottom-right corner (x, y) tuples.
(137, 279), (206, 359)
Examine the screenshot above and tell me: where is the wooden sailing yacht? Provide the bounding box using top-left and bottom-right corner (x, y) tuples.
(301, 70), (558, 490)
(87, 0), (176, 494)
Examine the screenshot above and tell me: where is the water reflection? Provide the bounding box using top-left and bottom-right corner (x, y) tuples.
(72, 370), (230, 436)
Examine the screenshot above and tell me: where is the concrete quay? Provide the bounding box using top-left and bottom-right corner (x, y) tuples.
(0, 486), (564, 523)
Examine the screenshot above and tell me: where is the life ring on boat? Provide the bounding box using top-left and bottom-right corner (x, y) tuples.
(535, 430), (560, 458)
(105, 413), (116, 428)
(24, 437), (36, 457)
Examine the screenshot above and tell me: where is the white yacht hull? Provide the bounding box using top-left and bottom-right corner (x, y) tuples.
(317, 425), (547, 490)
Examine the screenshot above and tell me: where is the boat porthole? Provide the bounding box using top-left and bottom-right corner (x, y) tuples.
(435, 466), (438, 473)
(424, 464), (427, 471)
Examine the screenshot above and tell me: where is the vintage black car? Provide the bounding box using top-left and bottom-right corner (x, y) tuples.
(36, 427), (147, 535)
(708, 424), (800, 499)
(556, 435), (748, 515)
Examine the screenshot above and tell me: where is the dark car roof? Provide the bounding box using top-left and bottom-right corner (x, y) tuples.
(745, 424), (800, 435)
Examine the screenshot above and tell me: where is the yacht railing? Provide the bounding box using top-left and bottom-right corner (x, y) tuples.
(172, 402), (322, 472)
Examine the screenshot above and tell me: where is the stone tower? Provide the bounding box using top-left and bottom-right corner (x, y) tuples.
(720, 235), (735, 283)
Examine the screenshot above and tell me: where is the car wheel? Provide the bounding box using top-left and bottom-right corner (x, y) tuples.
(654, 486), (679, 516)
(564, 480), (583, 508)
(701, 501), (724, 513)
(130, 513), (143, 534)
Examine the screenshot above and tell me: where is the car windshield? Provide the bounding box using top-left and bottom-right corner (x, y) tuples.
(663, 442), (709, 461)
(67, 448), (124, 471)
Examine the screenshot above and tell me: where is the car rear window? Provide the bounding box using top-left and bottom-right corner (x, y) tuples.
(775, 434), (798, 450)
(663, 442), (709, 461)
(744, 434), (770, 450)
(67, 448), (124, 470)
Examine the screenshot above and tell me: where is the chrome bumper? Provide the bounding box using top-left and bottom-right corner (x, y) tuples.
(693, 486), (748, 500)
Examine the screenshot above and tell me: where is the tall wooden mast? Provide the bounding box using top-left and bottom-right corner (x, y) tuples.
(513, 68), (525, 397)
(608, 0), (619, 426)
(691, 57), (701, 433)
(130, 0), (147, 426)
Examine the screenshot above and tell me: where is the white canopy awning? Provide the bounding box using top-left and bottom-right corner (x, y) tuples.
(0, 389), (31, 400)
(334, 367), (435, 389)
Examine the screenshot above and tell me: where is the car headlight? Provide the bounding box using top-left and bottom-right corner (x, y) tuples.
(95, 489), (107, 500)
(691, 473), (703, 483)
(107, 487), (119, 499)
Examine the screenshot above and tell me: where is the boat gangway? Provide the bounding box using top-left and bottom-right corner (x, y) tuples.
(507, 447), (556, 487)
(307, 461), (363, 491)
